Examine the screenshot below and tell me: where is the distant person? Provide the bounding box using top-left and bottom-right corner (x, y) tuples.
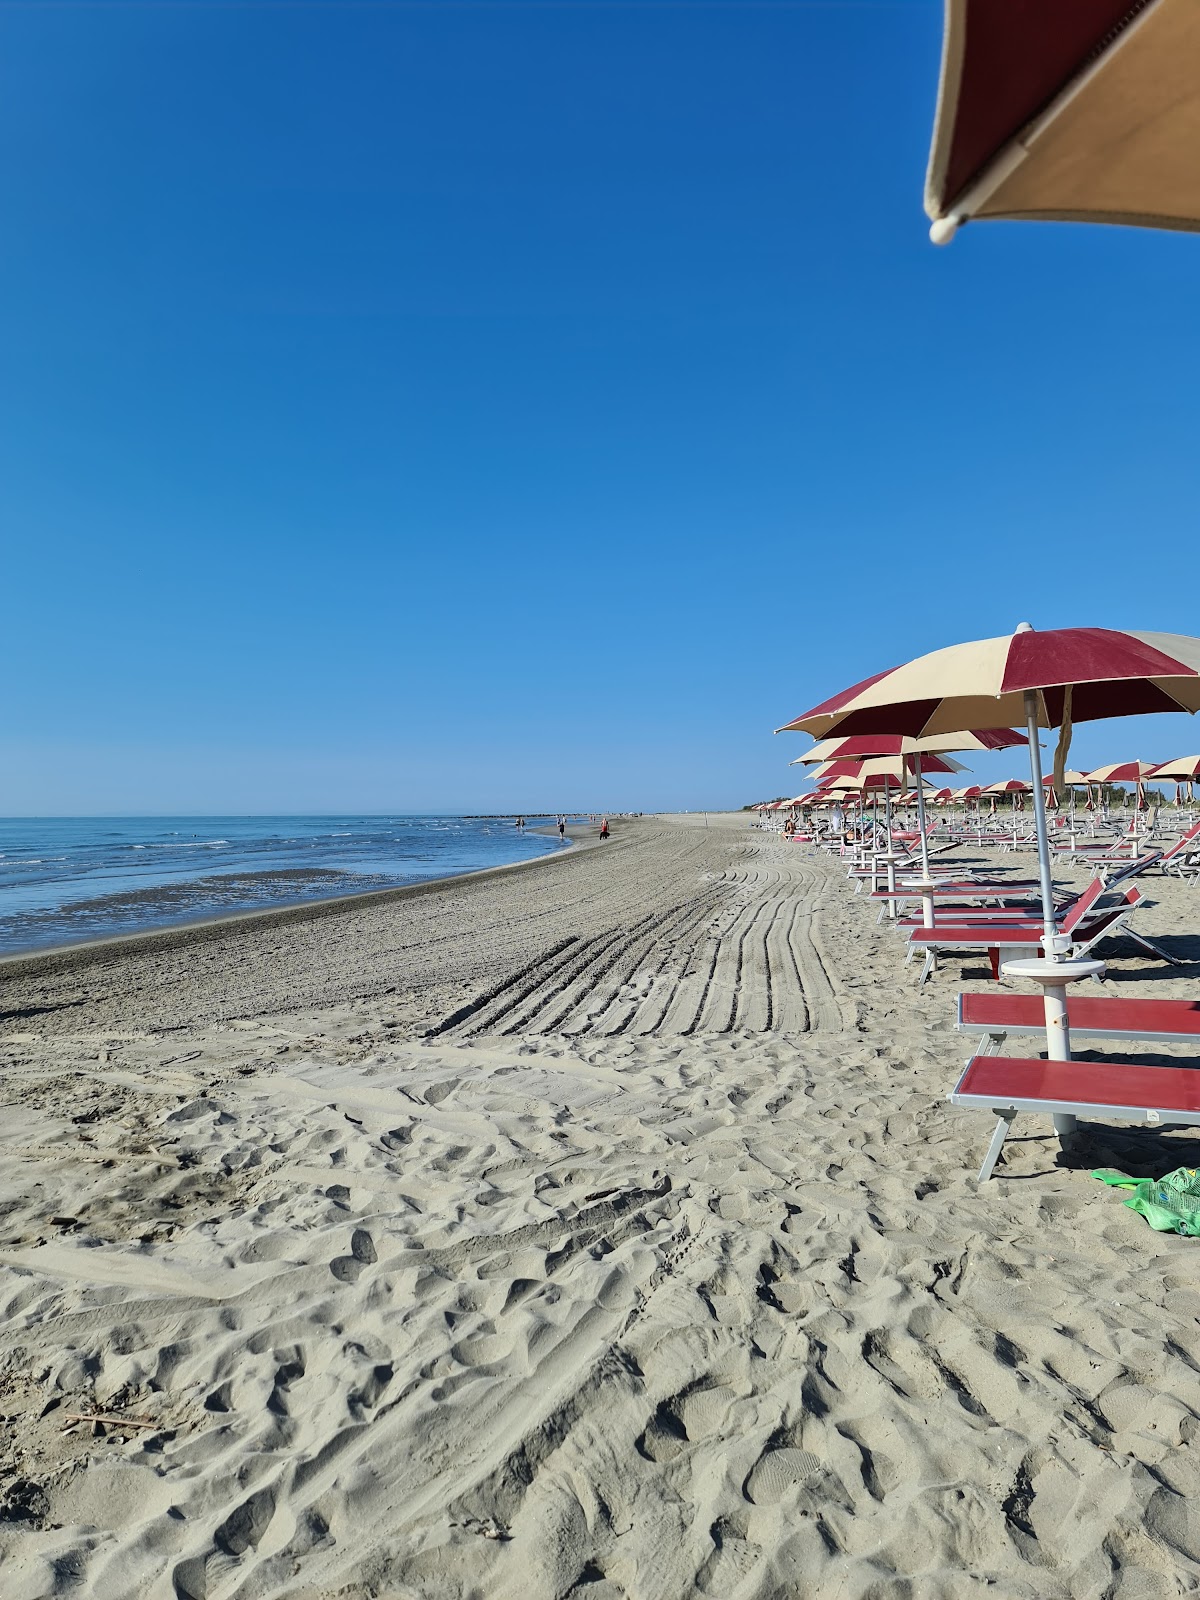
(599, 817), (609, 840)
(558, 816), (566, 842)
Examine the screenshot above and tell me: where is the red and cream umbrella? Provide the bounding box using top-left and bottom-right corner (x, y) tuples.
(791, 729), (1025, 765)
(925, 0), (1200, 245)
(1085, 759), (1159, 811)
(808, 754), (965, 785)
(1150, 755), (1200, 805)
(779, 623), (1200, 1064)
(984, 778), (1030, 814)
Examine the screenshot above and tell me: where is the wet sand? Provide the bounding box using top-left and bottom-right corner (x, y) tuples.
(3, 813), (1200, 1599)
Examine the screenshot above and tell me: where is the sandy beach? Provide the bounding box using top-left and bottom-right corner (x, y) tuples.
(3, 812), (1200, 1599)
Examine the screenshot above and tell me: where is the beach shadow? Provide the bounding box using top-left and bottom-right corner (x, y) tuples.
(0, 998), (89, 1022)
(1064, 1122), (1200, 1179)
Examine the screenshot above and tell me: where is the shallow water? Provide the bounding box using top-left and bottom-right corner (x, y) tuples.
(0, 816), (565, 955)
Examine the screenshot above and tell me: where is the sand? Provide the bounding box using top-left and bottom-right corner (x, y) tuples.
(3, 813), (1200, 1599)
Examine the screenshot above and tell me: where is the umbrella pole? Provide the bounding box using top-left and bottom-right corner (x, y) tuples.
(912, 753), (935, 928)
(1022, 691), (1058, 956)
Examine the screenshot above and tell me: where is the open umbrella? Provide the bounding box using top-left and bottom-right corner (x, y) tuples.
(1150, 755), (1200, 805)
(789, 729), (1025, 765)
(1086, 759), (1159, 811)
(779, 623), (1200, 1069)
(925, 0), (1200, 244)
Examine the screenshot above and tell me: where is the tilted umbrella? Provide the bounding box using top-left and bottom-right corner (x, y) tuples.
(779, 624), (1200, 1070)
(925, 0), (1200, 245)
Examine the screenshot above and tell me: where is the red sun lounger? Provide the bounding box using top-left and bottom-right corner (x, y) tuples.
(956, 992), (1200, 1053)
(906, 885), (1179, 988)
(949, 1054), (1200, 1182)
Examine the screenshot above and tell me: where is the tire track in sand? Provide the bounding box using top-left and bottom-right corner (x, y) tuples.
(432, 849), (846, 1039)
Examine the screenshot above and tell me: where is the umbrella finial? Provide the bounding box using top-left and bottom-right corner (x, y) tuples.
(1015, 621), (1034, 633)
(929, 215), (960, 246)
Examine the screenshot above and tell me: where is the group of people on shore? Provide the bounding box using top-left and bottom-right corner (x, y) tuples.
(513, 814), (609, 841)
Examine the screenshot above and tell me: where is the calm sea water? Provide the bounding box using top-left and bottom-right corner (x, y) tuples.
(0, 816), (566, 957)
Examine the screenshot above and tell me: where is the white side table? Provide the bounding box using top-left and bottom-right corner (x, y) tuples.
(1000, 954), (1106, 1136)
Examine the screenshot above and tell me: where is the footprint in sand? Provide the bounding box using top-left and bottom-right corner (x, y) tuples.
(450, 1327), (513, 1369)
(743, 1447), (823, 1506)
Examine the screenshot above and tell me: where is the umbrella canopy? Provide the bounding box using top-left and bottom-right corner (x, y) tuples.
(1150, 755), (1200, 781)
(1085, 760), (1160, 784)
(984, 779), (1031, 794)
(952, 785), (983, 800)
(925, 0), (1200, 244)
(780, 627), (1200, 743)
(809, 754), (965, 785)
(790, 729), (1025, 765)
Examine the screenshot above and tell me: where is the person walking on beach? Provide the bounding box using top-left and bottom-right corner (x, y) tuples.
(599, 817), (609, 840)
(558, 815), (566, 842)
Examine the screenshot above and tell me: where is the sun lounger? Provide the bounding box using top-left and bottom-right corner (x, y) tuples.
(905, 883), (1177, 987)
(956, 991), (1200, 1052)
(949, 1054), (1200, 1181)
(1161, 822), (1200, 880)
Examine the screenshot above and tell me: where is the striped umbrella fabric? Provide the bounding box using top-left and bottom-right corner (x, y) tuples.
(808, 754), (965, 785)
(789, 729), (1024, 765)
(926, 0), (1200, 244)
(1085, 760), (1159, 785)
(778, 628), (1200, 742)
(1150, 756), (1200, 781)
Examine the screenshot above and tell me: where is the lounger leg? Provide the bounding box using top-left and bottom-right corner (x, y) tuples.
(978, 1110), (1016, 1182)
(918, 950), (935, 989)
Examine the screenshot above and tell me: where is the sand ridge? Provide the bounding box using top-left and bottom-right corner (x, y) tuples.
(3, 814), (1200, 1598)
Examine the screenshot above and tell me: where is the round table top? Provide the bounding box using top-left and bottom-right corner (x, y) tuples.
(1000, 957), (1106, 984)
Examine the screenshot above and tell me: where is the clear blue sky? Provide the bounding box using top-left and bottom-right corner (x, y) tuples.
(3, 1), (1198, 815)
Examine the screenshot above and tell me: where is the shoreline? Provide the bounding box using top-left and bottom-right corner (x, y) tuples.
(0, 826), (590, 981)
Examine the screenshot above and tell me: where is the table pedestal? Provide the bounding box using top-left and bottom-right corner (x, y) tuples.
(903, 877), (939, 929)
(1000, 955), (1106, 1136)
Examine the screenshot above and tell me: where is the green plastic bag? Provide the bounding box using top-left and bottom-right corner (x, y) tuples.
(1093, 1167), (1200, 1236)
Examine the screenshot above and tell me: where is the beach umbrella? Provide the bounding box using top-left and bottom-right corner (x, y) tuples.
(1150, 755), (1200, 805)
(779, 623), (1200, 1068)
(1150, 755), (1200, 781)
(925, 1), (1200, 245)
(809, 754), (965, 785)
(1086, 759), (1159, 811)
(790, 729), (1025, 765)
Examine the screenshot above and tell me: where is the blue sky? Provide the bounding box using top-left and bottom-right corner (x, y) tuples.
(3, 0), (1198, 814)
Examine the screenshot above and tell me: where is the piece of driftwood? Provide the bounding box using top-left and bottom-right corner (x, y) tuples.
(62, 1411), (160, 1430)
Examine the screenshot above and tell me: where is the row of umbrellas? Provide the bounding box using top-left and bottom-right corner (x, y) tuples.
(773, 624), (1200, 1062)
(763, 757), (1200, 812)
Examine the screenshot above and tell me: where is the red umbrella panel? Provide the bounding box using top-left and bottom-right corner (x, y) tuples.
(925, 0), (1200, 243)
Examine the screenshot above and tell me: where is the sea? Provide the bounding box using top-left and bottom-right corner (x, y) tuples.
(0, 816), (568, 958)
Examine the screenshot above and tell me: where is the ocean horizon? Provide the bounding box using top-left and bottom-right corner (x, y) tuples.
(0, 815), (572, 958)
